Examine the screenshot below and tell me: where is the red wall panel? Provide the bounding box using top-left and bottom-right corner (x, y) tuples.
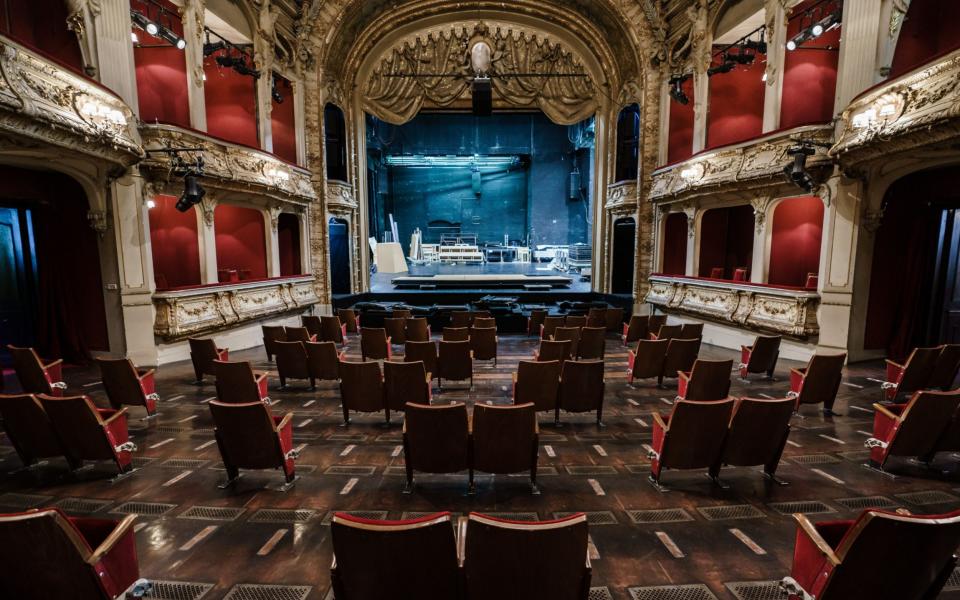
(780, 1), (840, 129)
(767, 196), (824, 286)
(662, 213), (688, 275)
(131, 0), (190, 127)
(698, 205), (755, 278)
(149, 195), (201, 289)
(204, 58), (259, 148)
(0, 0), (84, 73)
(271, 76), (298, 164)
(667, 77), (695, 164)
(706, 50), (766, 149)
(277, 213), (302, 276)
(214, 205), (267, 280)
(890, 0), (960, 79)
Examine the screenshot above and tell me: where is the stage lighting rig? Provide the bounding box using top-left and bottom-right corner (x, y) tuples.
(204, 29), (260, 79)
(781, 140), (831, 192)
(787, 0), (841, 51)
(130, 0), (185, 50)
(668, 74), (691, 105)
(707, 61), (736, 77)
(144, 148), (206, 213)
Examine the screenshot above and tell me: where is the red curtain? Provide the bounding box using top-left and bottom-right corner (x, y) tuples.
(149, 195), (201, 289)
(214, 205), (267, 280)
(889, 0), (960, 79)
(0, 0), (84, 73)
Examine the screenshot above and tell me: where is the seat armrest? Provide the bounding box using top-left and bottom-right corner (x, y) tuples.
(512, 372), (518, 383)
(43, 358), (64, 369)
(385, 336), (392, 345)
(457, 516), (468, 567)
(677, 371), (691, 383)
(86, 514), (137, 566)
(793, 514), (842, 567)
(789, 368), (805, 394)
(137, 369), (155, 380)
(426, 372), (433, 383)
(885, 360), (905, 383)
(872, 403), (902, 421)
(101, 407), (129, 426)
(652, 411), (669, 432)
(649, 333), (659, 341)
(255, 372), (268, 383)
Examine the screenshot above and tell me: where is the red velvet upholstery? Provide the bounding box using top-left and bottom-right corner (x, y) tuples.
(214, 360), (270, 404)
(0, 393), (70, 469)
(96, 358), (158, 417)
(732, 268), (748, 282)
(209, 400), (297, 488)
(7, 345), (66, 396)
(866, 390), (960, 470)
(709, 267), (724, 279)
(38, 394), (133, 475)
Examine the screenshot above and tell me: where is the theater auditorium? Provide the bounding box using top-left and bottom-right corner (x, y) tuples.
(2, 0), (960, 598)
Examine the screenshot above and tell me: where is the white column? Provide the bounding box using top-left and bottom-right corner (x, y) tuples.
(834, 0), (883, 111)
(684, 207), (698, 276)
(816, 175), (862, 356)
(691, 70), (709, 154)
(293, 79), (308, 166)
(750, 196), (772, 283)
(181, 0), (207, 130)
(265, 208), (281, 277)
(91, 0), (140, 111)
(198, 197), (219, 284)
(762, 0), (788, 132)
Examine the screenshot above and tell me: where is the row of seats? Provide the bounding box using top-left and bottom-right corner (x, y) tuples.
(881, 344), (960, 401)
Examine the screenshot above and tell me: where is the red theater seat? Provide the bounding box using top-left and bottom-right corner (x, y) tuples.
(0, 393), (71, 470)
(781, 509), (960, 600)
(214, 360), (270, 404)
(402, 403), (469, 493)
(732, 267), (748, 281)
(677, 359), (733, 401)
(338, 308), (361, 333)
(716, 397), (793, 486)
(470, 327), (498, 366)
(552, 326), (581, 358)
(96, 358), (158, 419)
(787, 353), (846, 415)
(301, 315), (323, 340)
(360, 327), (392, 360)
(709, 267), (724, 279)
(882, 346), (940, 403)
(7, 345), (66, 396)
(513, 360), (561, 413)
(865, 390), (960, 473)
(557, 360), (605, 427)
(0, 508), (148, 600)
(38, 394), (135, 479)
(209, 399), (299, 491)
(622, 314), (665, 345)
(187, 338), (228, 384)
(804, 273), (819, 289)
(929, 344), (960, 391)
(339, 360), (387, 425)
(649, 398), (735, 492)
(739, 334), (781, 380)
(628, 339), (669, 385)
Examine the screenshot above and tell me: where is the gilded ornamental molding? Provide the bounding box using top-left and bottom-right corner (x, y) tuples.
(831, 47), (960, 168)
(604, 181), (639, 213)
(648, 125), (834, 204)
(325, 180), (357, 212)
(153, 276), (320, 340)
(645, 275), (819, 338)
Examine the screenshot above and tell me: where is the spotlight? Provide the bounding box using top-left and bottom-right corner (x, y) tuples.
(726, 49), (755, 65)
(157, 26), (185, 50)
(131, 11), (159, 37)
(782, 144), (817, 192)
(669, 79), (689, 105)
(177, 38), (186, 50)
(146, 22), (159, 36)
(203, 41), (226, 57)
(146, 199), (156, 209)
(744, 39), (767, 54)
(707, 61), (735, 76)
(786, 39), (798, 51)
(176, 164), (206, 213)
(131, 32), (139, 44)
(811, 23), (824, 37)
(272, 86), (283, 104)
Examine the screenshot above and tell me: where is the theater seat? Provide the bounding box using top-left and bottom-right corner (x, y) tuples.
(302, 315), (323, 340)
(274, 341), (315, 389)
(804, 273), (818, 289)
(535, 339), (572, 363)
(438, 340), (473, 390)
(461, 512), (591, 600)
(472, 317), (496, 330)
(330, 512), (459, 600)
(187, 338), (228, 384)
(96, 358), (158, 419)
(586, 307), (606, 327)
(7, 345), (66, 396)
(552, 326), (581, 358)
(305, 341), (343, 383)
(540, 316), (565, 340)
(622, 314), (666, 345)
(578, 327), (606, 359)
(781, 508), (960, 600)
(649, 323), (682, 341)
(38, 394), (136, 479)
(659, 338), (700, 387)
(513, 360), (561, 413)
(604, 307), (624, 333)
(320, 315), (348, 345)
(360, 327), (392, 361)
(384, 317), (407, 345)
(442, 326), (470, 342)
(339, 360), (387, 425)
(628, 339), (669, 385)
(929, 344), (960, 391)
(402, 403), (469, 493)
(385, 360), (431, 414)
(648, 398), (735, 492)
(709, 267), (724, 279)
(882, 346), (940, 403)
(209, 400), (299, 491)
(471, 327), (498, 366)
(557, 360), (605, 427)
(677, 359), (733, 401)
(565, 315), (587, 328)
(404, 341), (438, 380)
(865, 390), (960, 473)
(405, 317), (431, 343)
(261, 325), (287, 361)
(739, 335), (781, 380)
(0, 393), (71, 470)
(337, 308), (361, 333)
(732, 267), (748, 281)
(471, 403), (539, 494)
(716, 397), (793, 486)
(284, 326), (316, 344)
(528, 309), (547, 335)
(449, 311), (473, 328)
(787, 353), (846, 415)
(0, 508), (149, 600)
(214, 360), (270, 404)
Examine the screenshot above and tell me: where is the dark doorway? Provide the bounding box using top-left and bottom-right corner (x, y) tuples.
(0, 207), (38, 364)
(611, 217), (635, 294)
(329, 218), (350, 294)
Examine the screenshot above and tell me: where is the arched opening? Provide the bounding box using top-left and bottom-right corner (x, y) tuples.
(325, 104), (349, 182)
(611, 217), (635, 294)
(148, 194), (201, 289)
(329, 217), (351, 294)
(864, 166), (960, 359)
(0, 165), (108, 362)
(614, 104), (640, 182)
(277, 212), (303, 276)
(767, 196), (823, 288)
(698, 205), (754, 280)
(214, 204), (267, 282)
(889, 0), (960, 79)
(661, 212), (688, 276)
(0, 0), (85, 74)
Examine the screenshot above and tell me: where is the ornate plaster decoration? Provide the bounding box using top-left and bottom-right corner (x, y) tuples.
(86, 208), (108, 236)
(751, 195), (773, 232)
(363, 22), (598, 126)
(604, 181), (639, 212)
(645, 275), (820, 338)
(325, 180), (357, 212)
(889, 0), (911, 37)
(153, 275), (320, 339)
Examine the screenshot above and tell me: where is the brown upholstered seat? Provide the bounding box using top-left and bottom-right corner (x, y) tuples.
(405, 341), (438, 380)
(438, 340), (473, 389)
(587, 308), (606, 328)
(578, 327), (606, 359)
(274, 341), (315, 389)
(0, 393), (71, 470)
(716, 397), (793, 485)
(188, 338), (228, 383)
(553, 326), (581, 358)
(882, 346), (940, 402)
(305, 341), (343, 382)
(405, 317), (431, 342)
(788, 353), (846, 414)
(384, 361), (431, 413)
(528, 309), (547, 335)
(621, 315), (647, 345)
(648, 398), (735, 491)
(471, 403), (539, 494)
(470, 327), (498, 365)
(867, 390), (960, 472)
(450, 311), (473, 328)
(659, 338), (700, 387)
(513, 360), (562, 413)
(565, 315), (587, 328)
(284, 326), (316, 343)
(339, 360), (386, 425)
(7, 345), (66, 396)
(214, 360), (270, 404)
(261, 325), (287, 361)
(320, 315), (347, 345)
(384, 317), (407, 345)
(739, 334), (781, 380)
(557, 360), (605, 427)
(38, 394), (135, 478)
(628, 339), (669, 385)
(472, 317), (496, 329)
(360, 327), (391, 360)
(679, 322), (703, 339)
(462, 512), (591, 600)
(541, 316), (565, 339)
(650, 323), (682, 341)
(442, 326), (470, 341)
(209, 399), (298, 490)
(330, 512), (460, 600)
(392, 309), (412, 319)
(677, 359), (733, 401)
(604, 307), (624, 333)
(338, 308), (360, 333)
(96, 358), (158, 418)
(472, 310), (491, 319)
(402, 403), (468, 492)
(929, 344), (960, 390)
(302, 315), (323, 339)
(535, 339), (572, 363)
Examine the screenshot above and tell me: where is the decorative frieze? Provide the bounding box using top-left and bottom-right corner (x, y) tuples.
(326, 180), (357, 212)
(604, 181), (639, 213)
(645, 275), (819, 338)
(153, 276), (320, 339)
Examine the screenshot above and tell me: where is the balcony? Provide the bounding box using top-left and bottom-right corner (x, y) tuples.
(153, 275), (320, 339)
(645, 275), (820, 338)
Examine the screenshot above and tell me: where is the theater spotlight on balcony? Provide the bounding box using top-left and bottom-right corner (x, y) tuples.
(157, 26), (186, 51)
(668, 74), (690, 105)
(707, 61), (735, 77)
(782, 144), (817, 192)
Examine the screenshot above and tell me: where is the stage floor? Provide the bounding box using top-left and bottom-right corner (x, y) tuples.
(370, 261), (592, 294)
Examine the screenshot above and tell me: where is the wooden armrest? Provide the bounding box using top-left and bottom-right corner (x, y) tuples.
(652, 412), (669, 431)
(101, 407), (129, 425)
(275, 412), (293, 431)
(457, 516), (468, 567)
(740, 346), (751, 352)
(137, 369), (155, 380)
(790, 368), (806, 377)
(793, 514), (841, 567)
(425, 372), (432, 382)
(217, 348), (228, 353)
(885, 359), (904, 369)
(255, 372), (268, 382)
(87, 514), (137, 566)
(512, 372), (518, 383)
(677, 371), (691, 383)
(385, 336), (392, 344)
(44, 358), (64, 368)
(872, 403), (901, 421)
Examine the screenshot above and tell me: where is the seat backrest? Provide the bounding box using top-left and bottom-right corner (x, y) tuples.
(262, 325), (287, 351)
(578, 327), (606, 359)
(331, 512), (460, 600)
(0, 508), (106, 598)
(660, 399), (735, 470)
(7, 345), (52, 394)
(384, 361), (429, 409)
(746, 335), (781, 372)
(442, 327), (469, 342)
(679, 323), (703, 339)
(450, 311), (473, 328)
(337, 308), (359, 332)
(897, 346), (941, 394)
(339, 361), (384, 413)
(302, 315), (322, 337)
(473, 310), (491, 319)
(529, 309), (547, 332)
(284, 326), (312, 343)
(542, 316), (565, 339)
(515, 361), (562, 412)
(655, 324), (683, 341)
(360, 328), (389, 359)
(554, 326), (581, 347)
(96, 358), (144, 406)
(464, 513), (589, 600)
(471, 327), (497, 360)
(392, 309), (412, 319)
(648, 314), (667, 334)
(558, 360), (604, 412)
(383, 318), (407, 344)
(630, 339), (670, 379)
(473, 317), (496, 329)
(538, 340), (572, 363)
(661, 338), (701, 377)
(274, 341), (310, 379)
(405, 318), (430, 342)
(404, 341), (438, 377)
(438, 340), (472, 380)
(38, 394), (114, 461)
(722, 397), (793, 466)
(0, 394), (63, 460)
(403, 403), (468, 472)
(930, 345), (960, 390)
(305, 341), (340, 381)
(565, 315), (587, 328)
(709, 267), (724, 279)
(472, 403), (537, 474)
(684, 359), (733, 401)
(604, 307), (624, 332)
(320, 315), (345, 343)
(188, 338), (219, 366)
(623, 315), (648, 342)
(209, 400), (282, 469)
(797, 353), (846, 406)
(586, 308), (606, 327)
(887, 390), (960, 458)
(821, 509), (960, 600)
(214, 360), (262, 403)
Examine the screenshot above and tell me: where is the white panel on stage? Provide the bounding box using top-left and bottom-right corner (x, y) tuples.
(375, 242), (409, 273)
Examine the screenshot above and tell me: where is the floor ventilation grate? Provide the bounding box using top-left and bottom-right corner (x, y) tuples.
(566, 465), (618, 475)
(725, 580), (786, 600)
(698, 505), (766, 521)
(144, 580), (215, 600)
(589, 587), (615, 600)
(554, 511), (618, 525)
(479, 511), (540, 522)
(111, 501), (177, 516)
(324, 465), (377, 476)
(627, 508), (694, 524)
(837, 450), (871, 462)
(789, 454), (841, 465)
(624, 464), (652, 474)
(322, 510), (389, 525)
(249, 509), (317, 524)
(0, 492), (52, 509)
(222, 584), (311, 600)
(327, 433), (368, 442)
(896, 490), (960, 505)
(131, 457), (158, 468)
(944, 567), (960, 591)
(767, 501), (836, 516)
(179, 506), (246, 521)
(160, 458), (210, 469)
(52, 497), (112, 514)
(832, 496), (899, 511)
(628, 584), (719, 600)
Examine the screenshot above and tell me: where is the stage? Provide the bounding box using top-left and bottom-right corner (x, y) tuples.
(370, 261), (592, 295)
